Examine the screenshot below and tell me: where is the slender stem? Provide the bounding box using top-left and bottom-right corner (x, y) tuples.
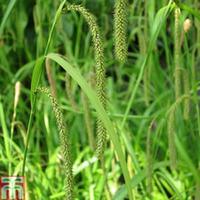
(22, 96), (36, 176)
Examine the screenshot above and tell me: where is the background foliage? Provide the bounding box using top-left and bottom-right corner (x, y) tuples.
(0, 0), (200, 199)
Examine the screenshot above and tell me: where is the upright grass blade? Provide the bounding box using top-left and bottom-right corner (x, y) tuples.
(30, 53), (134, 200)
(0, 0), (18, 36)
(177, 2), (200, 21)
(120, 1), (173, 130)
(30, 57), (45, 106)
(22, 0), (66, 175)
(44, 0), (67, 55)
(32, 0), (66, 104)
(0, 101), (11, 174)
(175, 134), (200, 185)
(22, 57), (43, 176)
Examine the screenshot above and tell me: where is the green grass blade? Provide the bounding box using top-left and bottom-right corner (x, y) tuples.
(22, 56), (45, 175)
(31, 0), (66, 104)
(30, 56), (45, 107)
(175, 135), (200, 184)
(42, 53), (134, 200)
(0, 102), (10, 160)
(44, 0), (66, 55)
(0, 101), (11, 175)
(0, 0), (18, 36)
(22, 0), (69, 177)
(179, 3), (200, 21)
(120, 1), (173, 130)
(113, 161), (169, 200)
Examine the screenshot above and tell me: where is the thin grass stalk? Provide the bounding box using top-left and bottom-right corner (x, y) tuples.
(36, 87), (73, 200)
(81, 72), (96, 150)
(65, 73), (78, 111)
(114, 0), (128, 63)
(62, 4), (106, 161)
(45, 58), (57, 97)
(144, 64), (150, 106)
(81, 91), (95, 150)
(140, 1), (149, 106)
(167, 109), (177, 170)
(183, 69), (190, 120)
(146, 119), (155, 198)
(138, 27), (149, 106)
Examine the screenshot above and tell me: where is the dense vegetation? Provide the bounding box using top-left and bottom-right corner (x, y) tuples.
(1, 0), (200, 199)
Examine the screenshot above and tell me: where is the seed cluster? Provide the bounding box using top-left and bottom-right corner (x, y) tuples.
(114, 0), (128, 63)
(174, 8), (181, 100)
(36, 87), (73, 200)
(62, 4), (107, 161)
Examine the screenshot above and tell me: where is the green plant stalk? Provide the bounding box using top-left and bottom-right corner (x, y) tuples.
(154, 174), (168, 199)
(140, 1), (149, 106)
(138, 30), (149, 105)
(22, 99), (35, 176)
(183, 69), (190, 120)
(113, 161), (169, 199)
(65, 73), (78, 111)
(81, 91), (95, 150)
(191, 40), (200, 139)
(156, 169), (183, 199)
(146, 120), (155, 198)
(45, 58), (57, 97)
(0, 102), (12, 175)
(175, 134), (200, 185)
(178, 2), (200, 21)
(167, 109), (177, 170)
(0, 0), (18, 36)
(144, 65), (149, 106)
